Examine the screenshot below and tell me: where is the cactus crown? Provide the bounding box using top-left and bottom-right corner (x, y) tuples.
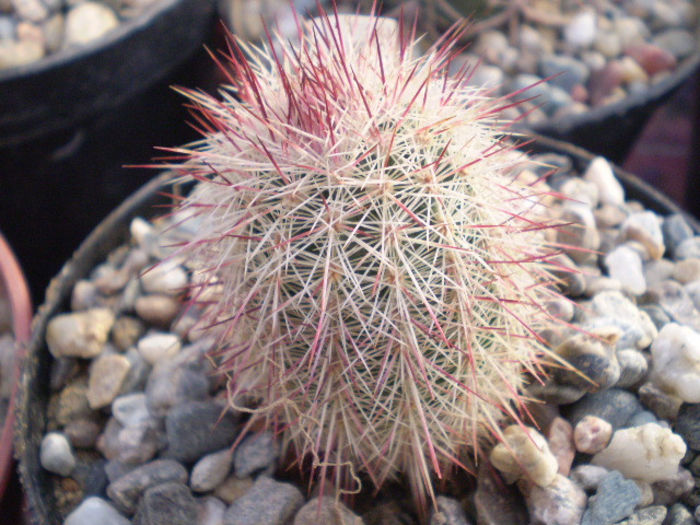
(164, 6), (563, 514)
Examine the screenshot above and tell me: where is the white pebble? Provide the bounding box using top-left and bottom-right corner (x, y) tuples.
(565, 9), (597, 49)
(137, 332), (181, 364)
(65, 497), (130, 525)
(489, 425), (558, 487)
(40, 432), (76, 476)
(583, 157), (625, 207)
(592, 423), (686, 482)
(64, 2), (119, 46)
(46, 308), (115, 358)
(140, 259), (188, 295)
(604, 245), (646, 295)
(650, 322), (700, 403)
(573, 415), (612, 454)
(621, 212), (665, 260)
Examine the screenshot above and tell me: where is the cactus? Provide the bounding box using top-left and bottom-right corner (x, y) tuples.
(161, 7), (564, 515)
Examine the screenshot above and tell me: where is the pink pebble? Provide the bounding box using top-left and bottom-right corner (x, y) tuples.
(588, 61), (624, 107)
(574, 415), (612, 454)
(547, 417), (575, 476)
(625, 43), (677, 76)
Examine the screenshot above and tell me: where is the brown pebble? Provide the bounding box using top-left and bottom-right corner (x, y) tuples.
(625, 43), (676, 76)
(547, 417), (575, 476)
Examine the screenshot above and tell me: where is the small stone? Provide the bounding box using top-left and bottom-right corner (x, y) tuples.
(71, 280), (100, 311)
(222, 477), (304, 525)
(653, 29), (695, 59)
(87, 353), (131, 409)
(565, 388), (643, 430)
(616, 349), (648, 388)
(594, 30), (622, 58)
(619, 56), (649, 84)
(592, 423), (686, 483)
(638, 382), (683, 421)
(55, 379), (92, 426)
(524, 473), (586, 525)
(120, 348), (151, 395)
(145, 339), (213, 417)
(650, 323), (700, 403)
(539, 54), (590, 92)
(64, 2), (119, 46)
(666, 503), (695, 525)
(191, 449), (234, 493)
(546, 417), (575, 476)
(621, 212), (665, 260)
(605, 245), (646, 295)
(64, 419), (102, 449)
(489, 425), (558, 487)
(46, 308), (115, 358)
(165, 401), (238, 463)
(556, 204), (600, 264)
(112, 393), (150, 428)
(294, 497), (364, 525)
(466, 63), (504, 92)
(581, 470), (641, 525)
(11, 0), (48, 22)
(647, 280), (700, 330)
(198, 496), (227, 525)
(526, 380), (586, 405)
(626, 43), (677, 76)
(112, 316), (145, 351)
(564, 9), (596, 49)
(617, 505), (667, 525)
(42, 13), (63, 53)
(140, 260), (188, 295)
(65, 497), (131, 525)
(636, 481), (655, 508)
(560, 177), (599, 209)
(107, 459), (188, 514)
(675, 237), (700, 261)
(40, 432), (76, 476)
(663, 215), (694, 257)
(570, 464), (609, 490)
(474, 461), (528, 525)
(214, 476), (254, 504)
(574, 415), (612, 454)
(135, 295), (180, 327)
(583, 157), (624, 206)
(676, 403), (700, 451)
(234, 432), (279, 478)
(651, 467), (694, 505)
(137, 332), (181, 365)
(589, 61), (625, 106)
(134, 482), (198, 525)
(553, 327), (621, 391)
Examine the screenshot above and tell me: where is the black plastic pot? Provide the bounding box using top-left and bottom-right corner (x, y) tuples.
(0, 0), (215, 147)
(15, 136), (699, 524)
(525, 48), (700, 164)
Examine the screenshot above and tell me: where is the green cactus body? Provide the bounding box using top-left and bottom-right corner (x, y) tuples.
(165, 10), (562, 513)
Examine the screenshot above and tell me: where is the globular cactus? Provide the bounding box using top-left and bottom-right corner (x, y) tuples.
(163, 7), (564, 514)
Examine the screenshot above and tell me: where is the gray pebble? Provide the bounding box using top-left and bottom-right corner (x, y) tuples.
(651, 467), (694, 505)
(65, 497), (131, 525)
(674, 237), (700, 261)
(565, 388), (643, 430)
(107, 459), (188, 514)
(582, 291), (657, 349)
(639, 304), (671, 330)
(675, 403), (700, 451)
(120, 348), (151, 395)
(234, 432), (279, 478)
(525, 473), (586, 525)
(134, 482), (198, 525)
(104, 460), (138, 484)
(616, 349), (648, 387)
(164, 400), (238, 463)
(64, 418), (102, 449)
(654, 29), (696, 59)
(581, 470), (641, 525)
(40, 431), (76, 476)
(627, 410), (658, 427)
(473, 461), (528, 525)
(112, 393), (151, 428)
(145, 339), (213, 417)
(222, 476), (304, 525)
(191, 448), (233, 493)
(429, 496), (469, 525)
(663, 215), (694, 257)
(616, 505), (667, 525)
(539, 54), (589, 92)
(98, 416), (161, 465)
(0, 15), (15, 40)
(638, 382), (683, 421)
(647, 280), (700, 330)
(198, 496), (227, 525)
(526, 380), (587, 405)
(665, 503), (695, 525)
(294, 497), (364, 525)
(553, 328), (620, 391)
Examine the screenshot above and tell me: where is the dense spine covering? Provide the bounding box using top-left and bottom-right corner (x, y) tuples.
(163, 7), (565, 514)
